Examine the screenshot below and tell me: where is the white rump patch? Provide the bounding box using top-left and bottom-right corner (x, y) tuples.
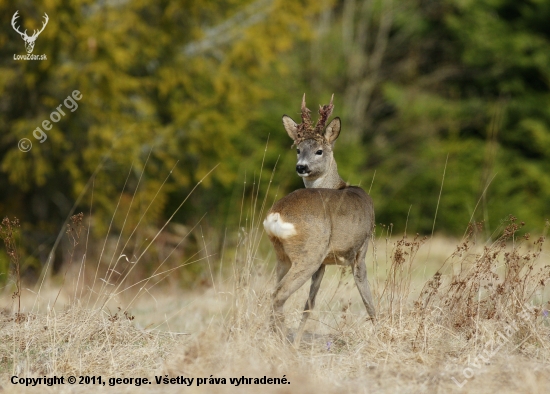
(263, 213), (297, 239)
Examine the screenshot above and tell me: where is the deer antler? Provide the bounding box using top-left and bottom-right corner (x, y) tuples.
(314, 94), (334, 134)
(32, 13), (49, 39)
(11, 11), (28, 39)
(11, 11), (49, 40)
(292, 94), (336, 146)
(299, 93), (313, 133)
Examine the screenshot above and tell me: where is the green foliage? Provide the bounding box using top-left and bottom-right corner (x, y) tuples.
(1, 0), (550, 281)
(296, 0), (550, 235)
(0, 0), (321, 274)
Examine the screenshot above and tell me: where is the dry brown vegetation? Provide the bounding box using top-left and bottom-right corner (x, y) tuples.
(1, 213), (550, 394)
(1, 171), (550, 394)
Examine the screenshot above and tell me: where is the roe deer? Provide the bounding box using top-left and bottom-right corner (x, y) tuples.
(263, 95), (376, 343)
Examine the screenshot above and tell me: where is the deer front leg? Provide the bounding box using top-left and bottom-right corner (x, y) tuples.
(294, 264), (326, 346)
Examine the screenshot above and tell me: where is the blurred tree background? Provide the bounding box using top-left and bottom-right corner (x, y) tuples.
(1, 0), (549, 283)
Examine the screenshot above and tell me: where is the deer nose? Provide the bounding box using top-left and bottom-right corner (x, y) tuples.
(296, 165), (308, 174)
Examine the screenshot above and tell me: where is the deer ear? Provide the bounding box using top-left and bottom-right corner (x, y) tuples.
(282, 115), (299, 141)
(324, 117), (341, 144)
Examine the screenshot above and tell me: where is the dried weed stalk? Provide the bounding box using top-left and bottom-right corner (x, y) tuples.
(416, 217), (549, 343)
(380, 233), (427, 325)
(0, 217), (22, 319)
(53, 213), (84, 307)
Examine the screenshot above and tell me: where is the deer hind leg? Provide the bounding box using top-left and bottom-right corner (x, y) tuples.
(273, 239), (291, 285)
(276, 260), (291, 284)
(294, 264), (326, 346)
(271, 257), (291, 331)
(269, 238), (291, 333)
(352, 239), (376, 322)
(271, 251), (326, 339)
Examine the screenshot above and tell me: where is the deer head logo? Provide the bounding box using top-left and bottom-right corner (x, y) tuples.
(11, 11), (49, 54)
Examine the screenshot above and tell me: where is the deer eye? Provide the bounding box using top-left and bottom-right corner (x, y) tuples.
(316, 150), (323, 155)
(296, 149), (300, 154)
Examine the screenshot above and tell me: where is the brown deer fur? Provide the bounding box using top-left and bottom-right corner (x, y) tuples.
(264, 95), (376, 343)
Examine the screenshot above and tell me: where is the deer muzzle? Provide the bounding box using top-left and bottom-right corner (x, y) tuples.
(296, 164), (310, 176)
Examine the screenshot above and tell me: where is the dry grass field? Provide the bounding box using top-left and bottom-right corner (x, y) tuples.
(1, 212), (550, 394)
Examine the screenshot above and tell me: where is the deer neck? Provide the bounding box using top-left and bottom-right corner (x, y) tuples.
(303, 157), (347, 189)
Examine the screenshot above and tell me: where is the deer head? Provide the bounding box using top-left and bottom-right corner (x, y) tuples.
(282, 94), (343, 188)
(11, 11), (49, 54)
